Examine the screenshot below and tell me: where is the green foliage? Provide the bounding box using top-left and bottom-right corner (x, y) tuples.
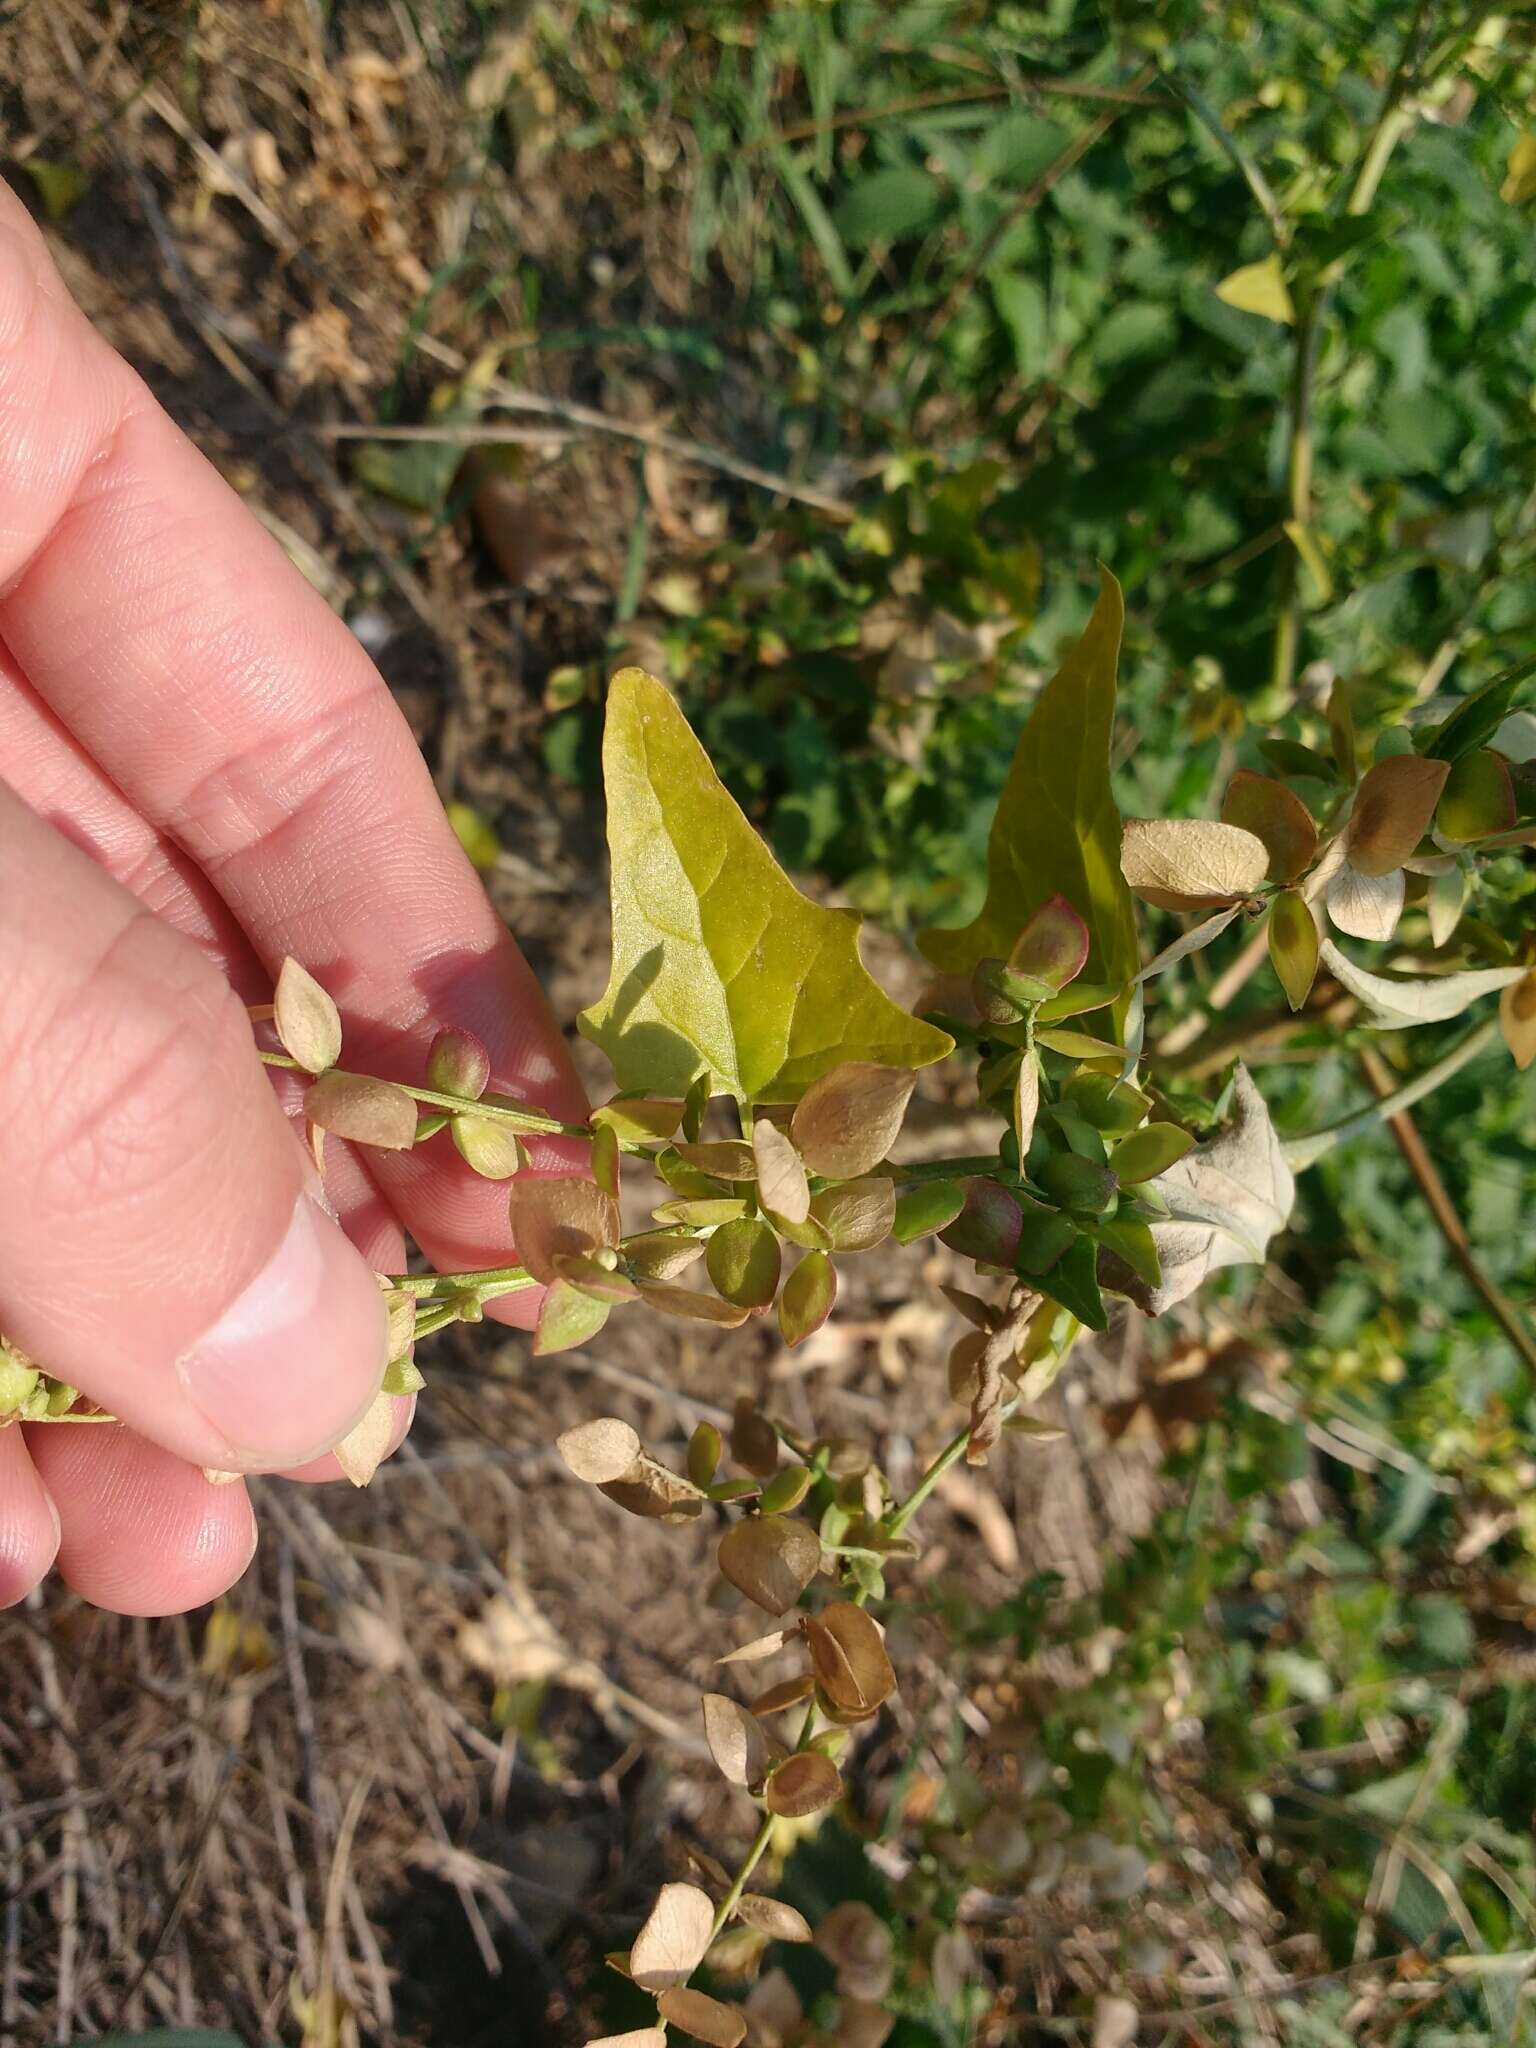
(531, 0), (1536, 941)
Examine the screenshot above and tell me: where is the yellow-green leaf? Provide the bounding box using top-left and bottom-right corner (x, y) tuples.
(1268, 890), (1320, 1011)
(1502, 133), (1536, 205)
(579, 671), (951, 1102)
(1214, 253), (1294, 324)
(918, 569), (1138, 1024)
(446, 801), (502, 871)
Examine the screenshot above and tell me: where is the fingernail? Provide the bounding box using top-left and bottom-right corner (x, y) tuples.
(178, 1191), (388, 1467)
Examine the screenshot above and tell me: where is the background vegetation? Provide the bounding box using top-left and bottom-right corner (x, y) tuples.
(3, 3), (1536, 2045)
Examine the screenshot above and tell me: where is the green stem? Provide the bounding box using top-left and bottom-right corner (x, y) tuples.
(707, 1814), (777, 1942)
(10, 1410), (119, 1425)
(259, 1053), (591, 1140)
(388, 1263), (538, 1298)
(706, 1695), (822, 1944)
(1268, 291), (1321, 708)
(1165, 71), (1287, 247)
(1285, 1018), (1498, 1172)
(881, 1154), (999, 1185)
(885, 1405), (1013, 1538)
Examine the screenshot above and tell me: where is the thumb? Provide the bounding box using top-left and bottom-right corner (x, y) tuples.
(0, 784), (388, 1469)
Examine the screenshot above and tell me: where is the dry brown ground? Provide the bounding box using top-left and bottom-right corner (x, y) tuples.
(0, 10), (1191, 2043)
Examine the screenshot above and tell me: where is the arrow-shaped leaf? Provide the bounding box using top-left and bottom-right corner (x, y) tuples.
(579, 670), (951, 1102)
(918, 567), (1138, 1016)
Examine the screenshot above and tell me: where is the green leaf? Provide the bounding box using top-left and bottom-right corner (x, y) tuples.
(81, 2034), (260, 2048)
(1094, 1215), (1162, 1292)
(23, 159), (88, 223)
(1109, 1123), (1196, 1183)
(918, 569), (1138, 1025)
(534, 1280), (612, 1355)
(892, 1179), (965, 1243)
(352, 436), (464, 512)
(1033, 1233), (1107, 1331)
(1422, 657), (1536, 762)
(833, 165), (945, 247)
(579, 670), (952, 1101)
(1268, 890), (1320, 1011)
(446, 801), (503, 870)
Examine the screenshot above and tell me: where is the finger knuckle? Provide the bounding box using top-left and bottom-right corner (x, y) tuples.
(22, 912), (258, 1222)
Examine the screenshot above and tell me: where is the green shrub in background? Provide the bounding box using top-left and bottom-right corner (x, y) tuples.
(542, 1), (1536, 937)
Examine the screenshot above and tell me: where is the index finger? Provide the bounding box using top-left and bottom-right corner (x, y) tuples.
(0, 185), (588, 1306)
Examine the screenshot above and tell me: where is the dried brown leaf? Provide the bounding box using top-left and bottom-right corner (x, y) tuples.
(701, 1693), (769, 1789)
(305, 1071), (418, 1150)
(274, 956), (341, 1074)
(1120, 818), (1269, 910)
(1220, 770), (1317, 883)
(629, 1881), (715, 1991)
(717, 1628), (795, 1666)
(808, 1177), (896, 1253)
(557, 1417), (643, 1485)
(764, 1751), (841, 1818)
(749, 1674), (816, 1716)
(509, 1177), (620, 1284)
(674, 1140), (757, 1180)
(656, 1987), (747, 2047)
(735, 1895), (812, 1944)
(752, 1119), (810, 1224)
(1348, 754), (1450, 876)
(790, 1063), (916, 1180)
(805, 1603), (896, 1718)
(333, 1389), (395, 1487)
(718, 1517), (822, 1615)
(637, 1280), (752, 1327)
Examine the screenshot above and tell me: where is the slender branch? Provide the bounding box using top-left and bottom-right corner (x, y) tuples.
(258, 1051), (591, 1139)
(387, 1263), (537, 1297)
(706, 1813), (776, 1942)
(1285, 1017), (1498, 1171)
(883, 1154), (1001, 1185)
(1358, 1046), (1536, 1373)
(1344, 0), (1430, 217)
(321, 396), (856, 522)
(1269, 292), (1322, 707)
(1165, 71), (1288, 246)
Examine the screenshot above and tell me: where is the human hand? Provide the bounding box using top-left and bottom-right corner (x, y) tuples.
(0, 184), (586, 1615)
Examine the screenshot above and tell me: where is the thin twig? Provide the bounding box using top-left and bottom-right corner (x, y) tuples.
(320, 396), (857, 521)
(1286, 1017), (1499, 1170)
(1359, 1045), (1536, 1372)
(910, 64), (1156, 379)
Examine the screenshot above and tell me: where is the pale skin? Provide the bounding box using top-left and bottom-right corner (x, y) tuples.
(0, 182), (586, 1615)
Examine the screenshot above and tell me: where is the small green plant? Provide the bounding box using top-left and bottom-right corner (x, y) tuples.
(6, 563), (1532, 2044)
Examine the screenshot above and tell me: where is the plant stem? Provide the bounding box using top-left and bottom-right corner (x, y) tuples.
(1165, 72), (1288, 247)
(706, 1696), (821, 1944)
(888, 1296), (1067, 1533)
(707, 1813), (777, 1942)
(1269, 291), (1321, 708)
(1358, 1046), (1536, 1374)
(1285, 1017), (1498, 1171)
(387, 1263), (537, 1297)
(882, 1154), (999, 1184)
(258, 1052), (590, 1139)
